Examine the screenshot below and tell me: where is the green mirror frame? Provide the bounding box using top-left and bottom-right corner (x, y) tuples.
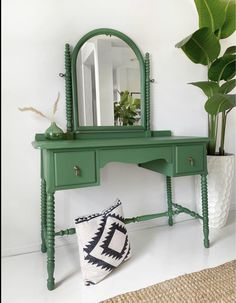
(64, 28), (151, 139)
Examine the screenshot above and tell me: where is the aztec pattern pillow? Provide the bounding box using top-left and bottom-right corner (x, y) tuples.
(75, 199), (131, 286)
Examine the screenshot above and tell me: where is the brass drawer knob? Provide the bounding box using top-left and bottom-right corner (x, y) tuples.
(74, 165), (81, 176)
(188, 156), (194, 166)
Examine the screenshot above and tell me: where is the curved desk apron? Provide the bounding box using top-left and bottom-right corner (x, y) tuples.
(33, 132), (209, 290)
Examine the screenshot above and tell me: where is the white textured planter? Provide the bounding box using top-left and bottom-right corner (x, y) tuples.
(196, 154), (235, 229)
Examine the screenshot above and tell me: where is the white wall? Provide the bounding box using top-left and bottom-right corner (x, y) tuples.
(2, 0), (236, 256)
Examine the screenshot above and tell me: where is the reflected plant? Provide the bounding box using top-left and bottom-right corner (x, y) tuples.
(114, 90), (141, 126)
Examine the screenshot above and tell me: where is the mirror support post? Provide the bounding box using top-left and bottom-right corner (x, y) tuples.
(65, 43), (73, 133)
(145, 53), (150, 131)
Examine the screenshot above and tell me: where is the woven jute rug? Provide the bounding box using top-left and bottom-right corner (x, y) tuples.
(100, 260), (236, 303)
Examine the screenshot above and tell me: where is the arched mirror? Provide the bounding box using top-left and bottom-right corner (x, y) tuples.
(70, 29), (150, 136)
(76, 35), (141, 127)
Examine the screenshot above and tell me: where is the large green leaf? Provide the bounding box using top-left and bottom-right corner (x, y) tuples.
(208, 54), (236, 81)
(189, 81), (219, 97)
(175, 28), (221, 65)
(219, 79), (236, 93)
(220, 0), (236, 39)
(224, 46), (236, 55)
(194, 0), (226, 32)
(205, 93), (236, 114)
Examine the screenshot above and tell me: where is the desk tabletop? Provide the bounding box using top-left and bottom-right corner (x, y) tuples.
(33, 135), (209, 150)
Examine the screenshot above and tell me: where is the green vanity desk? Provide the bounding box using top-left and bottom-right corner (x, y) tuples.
(33, 132), (209, 290)
(32, 28), (210, 290)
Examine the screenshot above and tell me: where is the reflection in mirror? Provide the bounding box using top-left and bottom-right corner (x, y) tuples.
(76, 35), (141, 126)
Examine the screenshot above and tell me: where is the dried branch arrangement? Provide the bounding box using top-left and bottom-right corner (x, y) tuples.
(19, 93), (60, 122)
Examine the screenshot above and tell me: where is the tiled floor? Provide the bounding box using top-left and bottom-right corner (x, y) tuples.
(2, 212), (236, 303)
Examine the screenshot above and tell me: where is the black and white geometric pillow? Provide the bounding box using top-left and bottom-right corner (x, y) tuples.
(74, 199), (131, 286)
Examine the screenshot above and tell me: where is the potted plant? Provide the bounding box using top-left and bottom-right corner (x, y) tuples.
(176, 0), (236, 228)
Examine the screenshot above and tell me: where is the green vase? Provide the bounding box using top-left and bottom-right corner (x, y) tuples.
(45, 122), (64, 140)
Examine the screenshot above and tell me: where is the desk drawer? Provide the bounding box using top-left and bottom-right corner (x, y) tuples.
(54, 151), (96, 187)
(175, 145), (204, 174)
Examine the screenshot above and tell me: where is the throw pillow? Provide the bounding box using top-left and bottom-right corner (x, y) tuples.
(74, 199), (131, 286)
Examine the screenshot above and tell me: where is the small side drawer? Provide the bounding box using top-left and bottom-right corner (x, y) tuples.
(54, 151), (96, 187)
(175, 145), (204, 175)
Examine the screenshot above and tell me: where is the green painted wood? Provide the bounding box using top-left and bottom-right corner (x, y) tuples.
(35, 133), (73, 142)
(42, 150), (55, 193)
(139, 159), (174, 177)
(32, 28), (211, 290)
(175, 145), (204, 174)
(54, 151), (97, 187)
(55, 228), (76, 236)
(166, 176), (174, 226)
(34, 132), (210, 291)
(36, 138), (209, 197)
(201, 174), (210, 248)
(172, 203), (203, 219)
(125, 211), (169, 224)
(35, 130), (172, 141)
(74, 130), (151, 140)
(75, 126), (145, 132)
(40, 150), (44, 179)
(33, 136), (209, 150)
(41, 179), (47, 253)
(46, 192), (55, 290)
(139, 142), (208, 177)
(71, 28), (146, 135)
(53, 201), (204, 234)
(151, 130), (172, 137)
(65, 44), (73, 133)
(43, 229), (48, 248)
(145, 53), (150, 131)
(55, 180), (100, 191)
(99, 146), (172, 168)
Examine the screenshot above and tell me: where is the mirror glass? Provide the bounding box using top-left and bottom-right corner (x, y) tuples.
(76, 35), (141, 126)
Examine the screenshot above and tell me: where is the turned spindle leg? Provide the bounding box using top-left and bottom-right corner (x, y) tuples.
(46, 192), (55, 290)
(41, 179), (47, 253)
(201, 174), (210, 248)
(166, 176), (173, 226)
